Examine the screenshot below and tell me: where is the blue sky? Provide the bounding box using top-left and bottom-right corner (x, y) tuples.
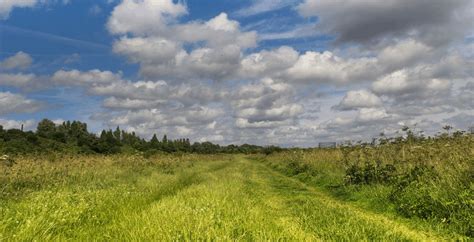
(0, 0), (473, 146)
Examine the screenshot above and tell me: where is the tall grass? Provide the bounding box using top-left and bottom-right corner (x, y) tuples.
(260, 133), (474, 236)
(0, 133), (472, 239)
(0, 153), (230, 240)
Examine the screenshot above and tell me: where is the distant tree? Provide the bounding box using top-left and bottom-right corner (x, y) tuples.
(443, 125), (453, 135)
(0, 118), (283, 155)
(113, 126), (121, 142)
(150, 134), (160, 149)
(37, 119), (56, 138)
(162, 135), (168, 144)
(96, 130), (121, 154)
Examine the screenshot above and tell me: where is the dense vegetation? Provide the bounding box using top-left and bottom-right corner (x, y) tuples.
(0, 119), (279, 155)
(1, 120), (472, 239)
(1, 153), (469, 240)
(260, 129), (473, 237)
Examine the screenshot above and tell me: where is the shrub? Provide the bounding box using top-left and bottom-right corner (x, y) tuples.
(390, 165), (473, 236)
(344, 161), (397, 185)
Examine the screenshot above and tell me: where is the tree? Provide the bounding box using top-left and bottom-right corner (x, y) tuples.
(97, 130), (121, 154)
(37, 119), (56, 138)
(113, 126), (121, 142)
(443, 125), (453, 135)
(150, 134), (160, 149)
(162, 135), (168, 144)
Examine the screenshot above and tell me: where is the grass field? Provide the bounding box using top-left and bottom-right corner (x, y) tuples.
(1, 151), (471, 240)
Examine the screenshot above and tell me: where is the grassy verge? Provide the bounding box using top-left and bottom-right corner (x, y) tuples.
(256, 134), (473, 238)
(0, 153), (229, 240)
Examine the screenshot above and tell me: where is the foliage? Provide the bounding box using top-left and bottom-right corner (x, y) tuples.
(0, 119), (279, 155)
(0, 155), (461, 240)
(344, 161), (396, 185)
(262, 128), (474, 237)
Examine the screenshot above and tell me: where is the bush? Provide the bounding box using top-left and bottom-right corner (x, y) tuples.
(344, 161), (396, 185)
(390, 165), (473, 236)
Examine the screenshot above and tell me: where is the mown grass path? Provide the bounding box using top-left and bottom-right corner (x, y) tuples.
(1, 156), (453, 240)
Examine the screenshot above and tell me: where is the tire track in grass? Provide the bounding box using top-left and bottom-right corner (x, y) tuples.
(108, 156), (315, 240)
(97, 159), (237, 237)
(248, 157), (449, 241)
(239, 156), (318, 240)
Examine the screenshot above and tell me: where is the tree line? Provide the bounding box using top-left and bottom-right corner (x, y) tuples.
(0, 119), (282, 155)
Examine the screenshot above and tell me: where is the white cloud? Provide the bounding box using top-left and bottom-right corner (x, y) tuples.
(333, 90), (383, 111)
(357, 107), (390, 122)
(0, 119), (36, 130)
(206, 12), (239, 32)
(52, 69), (122, 86)
(0, 92), (43, 115)
(107, 0), (187, 36)
(0, 0), (37, 19)
(102, 105), (224, 138)
(108, 3), (257, 81)
(0, 73), (37, 88)
(240, 46), (299, 79)
(1, 0), (472, 147)
(372, 69), (450, 95)
(113, 37), (182, 65)
(285, 51), (378, 84)
(0, 52), (33, 70)
(102, 97), (165, 110)
(232, 78), (302, 128)
(378, 39), (433, 71)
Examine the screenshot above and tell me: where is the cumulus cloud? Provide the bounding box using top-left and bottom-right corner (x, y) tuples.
(99, 104), (224, 139)
(2, 0), (472, 146)
(285, 51), (378, 84)
(454, 81), (474, 110)
(443, 112), (474, 131)
(371, 68), (459, 116)
(107, 0), (187, 36)
(52, 69), (122, 86)
(82, 0), (474, 144)
(232, 78), (302, 128)
(0, 73), (37, 89)
(333, 90), (383, 111)
(0, 92), (43, 115)
(377, 39), (433, 72)
(0, 52), (33, 70)
(0, 119), (36, 130)
(102, 97), (165, 110)
(0, 0), (37, 19)
(108, 0), (257, 81)
(113, 37), (182, 65)
(372, 69), (451, 95)
(297, 0), (474, 46)
(240, 46), (299, 79)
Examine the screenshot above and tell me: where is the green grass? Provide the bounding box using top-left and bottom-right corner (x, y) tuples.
(259, 134), (474, 238)
(1, 153), (469, 240)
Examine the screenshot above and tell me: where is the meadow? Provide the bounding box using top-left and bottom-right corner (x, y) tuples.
(0, 132), (473, 240)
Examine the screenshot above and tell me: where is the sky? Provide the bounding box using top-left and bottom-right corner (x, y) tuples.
(0, 0), (473, 147)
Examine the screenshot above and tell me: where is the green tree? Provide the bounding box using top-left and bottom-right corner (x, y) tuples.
(36, 119), (56, 138)
(113, 126), (121, 142)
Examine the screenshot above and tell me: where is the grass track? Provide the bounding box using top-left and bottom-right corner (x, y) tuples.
(0, 156), (456, 240)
